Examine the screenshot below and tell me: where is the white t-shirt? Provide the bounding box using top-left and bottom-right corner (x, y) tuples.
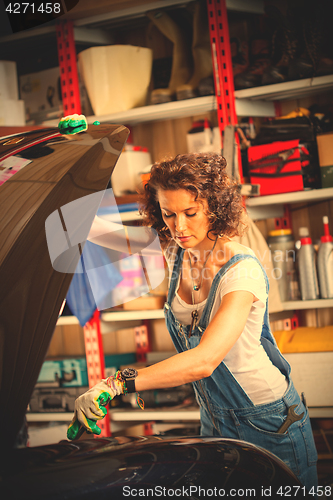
(164, 243), (288, 405)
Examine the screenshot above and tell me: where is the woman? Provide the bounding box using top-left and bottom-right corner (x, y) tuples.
(68, 152), (317, 491)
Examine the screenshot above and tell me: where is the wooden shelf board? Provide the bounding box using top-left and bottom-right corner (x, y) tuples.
(246, 188), (333, 207)
(235, 75), (333, 101)
(282, 299), (333, 311)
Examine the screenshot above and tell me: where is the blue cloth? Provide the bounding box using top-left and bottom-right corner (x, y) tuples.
(66, 241), (123, 326)
(164, 249), (318, 492)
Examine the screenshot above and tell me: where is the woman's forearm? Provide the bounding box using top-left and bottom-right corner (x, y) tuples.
(134, 346), (213, 392)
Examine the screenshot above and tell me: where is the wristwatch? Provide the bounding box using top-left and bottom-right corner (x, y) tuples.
(120, 367), (138, 393)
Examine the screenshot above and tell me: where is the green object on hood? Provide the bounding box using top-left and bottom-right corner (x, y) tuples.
(58, 114), (88, 134)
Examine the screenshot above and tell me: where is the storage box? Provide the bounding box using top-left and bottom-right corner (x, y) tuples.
(123, 294), (166, 311)
(46, 323), (85, 358)
(0, 98), (25, 126)
(274, 325), (333, 353)
(248, 140), (304, 196)
(316, 132), (333, 188)
(19, 67), (62, 120)
(103, 328), (138, 354)
(274, 325), (333, 407)
(150, 318), (176, 352)
(0, 61), (19, 100)
(284, 352), (333, 407)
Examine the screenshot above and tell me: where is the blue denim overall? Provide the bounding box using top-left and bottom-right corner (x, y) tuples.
(164, 248), (318, 491)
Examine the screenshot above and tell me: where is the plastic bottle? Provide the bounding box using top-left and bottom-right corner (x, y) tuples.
(297, 227), (319, 300)
(268, 229), (300, 302)
(317, 216), (333, 299)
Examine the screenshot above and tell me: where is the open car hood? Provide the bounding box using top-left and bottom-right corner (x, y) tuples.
(0, 124), (129, 451)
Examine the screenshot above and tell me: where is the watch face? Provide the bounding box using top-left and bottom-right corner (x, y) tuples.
(122, 367), (138, 379)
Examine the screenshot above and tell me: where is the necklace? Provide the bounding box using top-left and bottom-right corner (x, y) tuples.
(187, 235), (218, 337)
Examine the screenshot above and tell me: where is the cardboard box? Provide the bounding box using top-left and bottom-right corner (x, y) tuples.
(46, 324), (85, 358)
(316, 132), (333, 188)
(116, 328), (136, 353)
(284, 352), (333, 407)
(123, 294), (166, 311)
(0, 98), (25, 126)
(274, 325), (333, 407)
(0, 61), (19, 100)
(103, 328), (136, 354)
(149, 318), (176, 352)
(19, 67), (62, 120)
(274, 325), (333, 353)
(62, 324), (86, 357)
(102, 330), (118, 355)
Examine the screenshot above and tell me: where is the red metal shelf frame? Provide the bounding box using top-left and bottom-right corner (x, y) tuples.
(206, 0), (243, 180)
(56, 21), (81, 116)
(206, 0), (237, 130)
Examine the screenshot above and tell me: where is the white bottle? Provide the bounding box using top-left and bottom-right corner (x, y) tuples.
(298, 227), (319, 300)
(317, 216), (333, 299)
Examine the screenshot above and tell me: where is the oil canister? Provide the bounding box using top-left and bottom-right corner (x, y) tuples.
(268, 229), (300, 302)
(297, 227), (319, 300)
(317, 216), (333, 298)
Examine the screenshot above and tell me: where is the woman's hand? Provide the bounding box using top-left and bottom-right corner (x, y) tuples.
(67, 376), (124, 440)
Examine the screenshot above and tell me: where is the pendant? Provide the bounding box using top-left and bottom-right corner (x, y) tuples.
(193, 285), (200, 291)
(189, 310), (199, 338)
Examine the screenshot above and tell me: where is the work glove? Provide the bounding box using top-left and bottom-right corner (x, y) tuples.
(58, 114), (88, 134)
(67, 375), (124, 440)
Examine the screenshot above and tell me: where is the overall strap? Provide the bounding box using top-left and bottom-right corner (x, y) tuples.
(166, 246), (184, 305)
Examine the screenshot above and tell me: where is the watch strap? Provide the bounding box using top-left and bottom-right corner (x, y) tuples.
(124, 377), (136, 393)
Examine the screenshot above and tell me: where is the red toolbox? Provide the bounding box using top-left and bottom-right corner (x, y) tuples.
(248, 140), (307, 196)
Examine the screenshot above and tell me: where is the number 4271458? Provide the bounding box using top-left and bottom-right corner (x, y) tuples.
(276, 486), (331, 497)
(5, 3), (61, 14)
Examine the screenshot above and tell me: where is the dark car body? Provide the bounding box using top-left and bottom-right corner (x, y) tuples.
(1, 435), (309, 499)
(0, 127), (308, 499)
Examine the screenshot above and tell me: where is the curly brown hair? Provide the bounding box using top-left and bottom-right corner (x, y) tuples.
(139, 152), (247, 244)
